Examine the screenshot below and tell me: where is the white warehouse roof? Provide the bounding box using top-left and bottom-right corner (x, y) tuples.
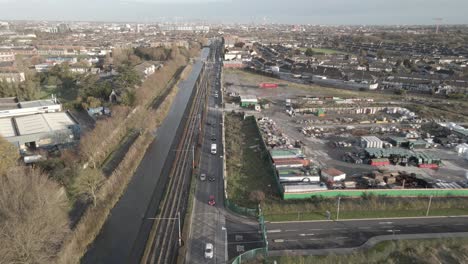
(0, 118), (15, 137)
(0, 112), (77, 138)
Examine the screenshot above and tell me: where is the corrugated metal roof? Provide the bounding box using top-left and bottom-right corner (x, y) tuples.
(42, 112), (74, 131)
(0, 118), (16, 137)
(15, 114), (50, 135)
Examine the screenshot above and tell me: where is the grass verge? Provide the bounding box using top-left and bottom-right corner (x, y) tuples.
(263, 196), (468, 222)
(269, 238), (468, 264)
(225, 113), (277, 208)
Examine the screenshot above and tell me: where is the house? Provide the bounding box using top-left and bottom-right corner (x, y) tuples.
(134, 62), (159, 79)
(0, 50), (15, 62)
(0, 71), (25, 83)
(321, 168), (346, 182)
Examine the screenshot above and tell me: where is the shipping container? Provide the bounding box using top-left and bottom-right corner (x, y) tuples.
(259, 82), (278, 88)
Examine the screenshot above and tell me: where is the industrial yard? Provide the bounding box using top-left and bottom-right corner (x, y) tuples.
(222, 69), (468, 203)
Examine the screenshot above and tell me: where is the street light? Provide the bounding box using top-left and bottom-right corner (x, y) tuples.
(426, 195), (433, 217)
(147, 211), (182, 247)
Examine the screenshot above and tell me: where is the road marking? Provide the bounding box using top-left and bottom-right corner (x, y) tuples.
(308, 228), (323, 231)
(454, 223), (465, 226)
(386, 230), (401, 233)
(335, 237), (348, 240)
(358, 227), (371, 230)
(267, 229), (281, 233)
(381, 226), (394, 229)
(286, 229), (298, 232)
(273, 239), (284, 243)
(308, 238), (320, 241)
(332, 228), (346, 230)
(379, 222), (393, 225)
(299, 233), (315, 237)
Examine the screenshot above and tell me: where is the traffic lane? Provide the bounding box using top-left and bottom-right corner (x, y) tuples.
(266, 216), (468, 232)
(266, 217), (468, 250)
(226, 219), (263, 259)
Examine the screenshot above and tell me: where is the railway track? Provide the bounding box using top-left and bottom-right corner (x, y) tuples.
(140, 60), (209, 264)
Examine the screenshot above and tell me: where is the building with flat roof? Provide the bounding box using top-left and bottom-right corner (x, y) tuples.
(239, 95), (258, 107)
(0, 97), (62, 118)
(0, 111), (80, 152)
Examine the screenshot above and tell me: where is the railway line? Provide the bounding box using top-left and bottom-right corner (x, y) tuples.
(140, 56), (209, 264)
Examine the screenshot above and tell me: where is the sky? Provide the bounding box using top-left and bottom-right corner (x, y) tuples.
(0, 0), (468, 25)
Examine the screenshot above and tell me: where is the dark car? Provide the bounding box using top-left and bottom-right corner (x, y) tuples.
(208, 175), (215, 181)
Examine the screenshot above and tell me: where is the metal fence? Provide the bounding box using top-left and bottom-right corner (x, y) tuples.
(230, 247), (267, 264)
(225, 198), (258, 217)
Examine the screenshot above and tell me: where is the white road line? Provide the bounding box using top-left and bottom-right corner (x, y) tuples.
(308, 228), (323, 231)
(332, 228), (346, 230)
(267, 229), (282, 233)
(335, 237), (348, 240)
(379, 222), (393, 225)
(454, 223), (465, 226)
(299, 233), (315, 237)
(358, 227), (371, 229)
(286, 229), (298, 232)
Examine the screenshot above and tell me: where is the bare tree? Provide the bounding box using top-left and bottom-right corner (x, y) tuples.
(0, 136), (19, 176)
(74, 169), (105, 207)
(0, 167), (69, 264)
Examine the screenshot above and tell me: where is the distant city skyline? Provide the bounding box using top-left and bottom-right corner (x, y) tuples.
(1, 0), (468, 25)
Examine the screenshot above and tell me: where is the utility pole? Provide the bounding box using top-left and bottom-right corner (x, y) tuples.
(426, 195), (433, 217)
(192, 145), (195, 169)
(177, 211), (181, 247)
(336, 197), (341, 221)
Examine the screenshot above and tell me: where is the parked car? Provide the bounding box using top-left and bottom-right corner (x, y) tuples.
(200, 173), (206, 181)
(208, 175), (215, 181)
(205, 243), (214, 259)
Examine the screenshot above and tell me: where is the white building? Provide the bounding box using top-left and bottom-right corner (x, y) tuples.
(455, 143), (468, 155)
(361, 136), (384, 148)
(321, 168), (346, 182)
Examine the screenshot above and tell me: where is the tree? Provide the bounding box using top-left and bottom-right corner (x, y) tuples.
(73, 168), (105, 207)
(0, 136), (19, 176)
(115, 65), (141, 90)
(305, 48), (315, 57)
(0, 167), (69, 263)
(121, 89), (136, 106)
(249, 190), (266, 205)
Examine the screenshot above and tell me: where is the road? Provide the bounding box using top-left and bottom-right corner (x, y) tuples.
(185, 39), (229, 264)
(266, 216), (468, 252)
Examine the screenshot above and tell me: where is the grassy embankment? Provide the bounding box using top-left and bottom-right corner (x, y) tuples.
(270, 238), (468, 264)
(56, 58), (192, 264)
(225, 113), (278, 208)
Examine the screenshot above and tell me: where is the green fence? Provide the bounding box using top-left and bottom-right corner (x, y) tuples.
(230, 248), (267, 264)
(225, 198), (258, 217)
(249, 116), (284, 195)
(283, 188), (468, 200)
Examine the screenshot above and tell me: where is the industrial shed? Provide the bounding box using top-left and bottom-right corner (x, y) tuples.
(0, 111), (80, 152)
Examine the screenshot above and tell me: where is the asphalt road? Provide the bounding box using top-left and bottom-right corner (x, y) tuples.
(266, 216), (468, 251)
(186, 40), (228, 264)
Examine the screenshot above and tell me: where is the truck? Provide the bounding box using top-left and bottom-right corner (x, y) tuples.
(211, 143), (217, 154)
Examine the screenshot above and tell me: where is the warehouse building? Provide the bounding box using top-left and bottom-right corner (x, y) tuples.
(361, 136), (384, 148)
(0, 96), (62, 118)
(0, 111), (80, 153)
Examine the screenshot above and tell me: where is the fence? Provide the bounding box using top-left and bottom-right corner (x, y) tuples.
(225, 198), (258, 217)
(283, 188), (468, 200)
(230, 248), (268, 264)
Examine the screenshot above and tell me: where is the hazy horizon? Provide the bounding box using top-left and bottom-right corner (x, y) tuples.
(0, 0), (468, 25)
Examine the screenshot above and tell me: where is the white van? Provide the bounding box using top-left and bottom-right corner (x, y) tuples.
(211, 144), (217, 154)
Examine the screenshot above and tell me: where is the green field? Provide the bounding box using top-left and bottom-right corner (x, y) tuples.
(269, 238), (468, 264)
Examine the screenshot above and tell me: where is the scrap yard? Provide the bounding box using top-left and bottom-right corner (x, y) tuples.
(223, 69), (468, 200)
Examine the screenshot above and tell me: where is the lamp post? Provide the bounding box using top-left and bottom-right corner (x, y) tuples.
(336, 197), (341, 221)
